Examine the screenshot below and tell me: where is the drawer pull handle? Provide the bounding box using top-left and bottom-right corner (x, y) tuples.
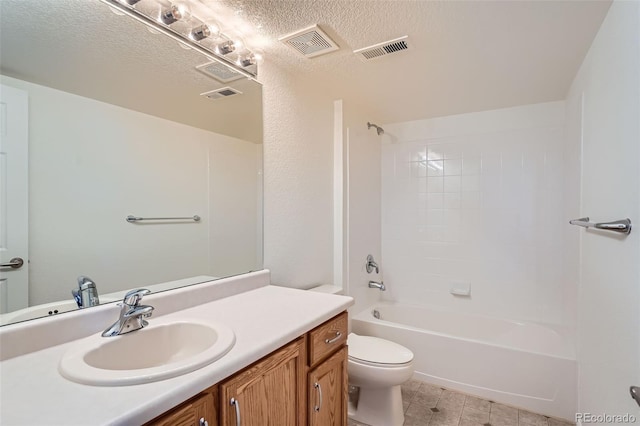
(230, 398), (241, 426)
(314, 382), (323, 412)
(325, 331), (342, 344)
(199, 418), (208, 426)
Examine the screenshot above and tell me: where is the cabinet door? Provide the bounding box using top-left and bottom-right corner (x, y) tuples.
(308, 346), (347, 426)
(148, 391), (216, 426)
(220, 338), (306, 426)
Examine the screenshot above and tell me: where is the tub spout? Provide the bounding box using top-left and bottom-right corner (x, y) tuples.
(368, 280), (385, 291)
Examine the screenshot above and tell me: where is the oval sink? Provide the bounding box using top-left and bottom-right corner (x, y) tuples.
(59, 319), (235, 386)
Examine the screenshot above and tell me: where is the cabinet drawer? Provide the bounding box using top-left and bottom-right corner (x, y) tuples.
(308, 312), (347, 366)
(146, 391), (216, 426)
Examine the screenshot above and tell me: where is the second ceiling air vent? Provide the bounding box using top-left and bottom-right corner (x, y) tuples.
(354, 36), (410, 61)
(200, 87), (242, 100)
(279, 25), (340, 58)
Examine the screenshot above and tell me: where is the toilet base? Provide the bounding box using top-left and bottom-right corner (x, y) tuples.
(348, 384), (404, 426)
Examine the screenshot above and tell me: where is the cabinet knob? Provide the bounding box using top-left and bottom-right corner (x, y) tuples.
(199, 417), (208, 426)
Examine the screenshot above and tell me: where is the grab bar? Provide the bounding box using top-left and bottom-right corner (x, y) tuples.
(126, 215), (201, 223)
(569, 217), (631, 235)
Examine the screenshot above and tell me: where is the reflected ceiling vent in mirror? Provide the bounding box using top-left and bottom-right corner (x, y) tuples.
(200, 87), (243, 100)
(196, 61), (244, 83)
(279, 25), (339, 58)
(354, 36), (410, 61)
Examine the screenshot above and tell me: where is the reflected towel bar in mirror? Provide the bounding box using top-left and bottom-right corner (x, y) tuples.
(569, 217), (632, 235)
(126, 215), (201, 223)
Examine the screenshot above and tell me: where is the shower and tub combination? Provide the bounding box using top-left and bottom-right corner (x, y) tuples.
(351, 302), (577, 420)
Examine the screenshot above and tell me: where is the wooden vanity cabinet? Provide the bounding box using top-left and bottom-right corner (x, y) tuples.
(146, 386), (218, 426)
(219, 337), (307, 426)
(146, 312), (347, 426)
(307, 312), (348, 426)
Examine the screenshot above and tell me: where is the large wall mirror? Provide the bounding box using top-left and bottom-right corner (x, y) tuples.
(0, 0), (263, 325)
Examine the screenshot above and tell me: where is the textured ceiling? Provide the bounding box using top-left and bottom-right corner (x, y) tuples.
(1, 0), (612, 133)
(213, 0), (612, 124)
(0, 0), (263, 143)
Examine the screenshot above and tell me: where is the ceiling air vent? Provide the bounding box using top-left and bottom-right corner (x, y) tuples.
(196, 61), (244, 83)
(279, 24), (339, 58)
(200, 87), (242, 100)
(354, 36), (410, 61)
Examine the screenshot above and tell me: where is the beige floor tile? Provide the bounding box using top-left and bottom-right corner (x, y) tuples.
(459, 418), (489, 426)
(436, 390), (466, 410)
(548, 418), (575, 426)
(461, 406), (490, 424)
(490, 403), (518, 426)
(412, 392), (441, 409)
(420, 383), (446, 397)
(519, 410), (549, 426)
(464, 395), (491, 413)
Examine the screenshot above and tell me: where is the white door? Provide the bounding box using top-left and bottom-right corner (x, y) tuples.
(574, 0), (640, 419)
(0, 84), (29, 313)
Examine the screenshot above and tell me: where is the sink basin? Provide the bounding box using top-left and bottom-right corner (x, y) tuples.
(58, 319), (235, 386)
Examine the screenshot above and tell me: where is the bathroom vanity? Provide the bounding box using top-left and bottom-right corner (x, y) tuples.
(0, 271), (352, 425)
(147, 312), (347, 426)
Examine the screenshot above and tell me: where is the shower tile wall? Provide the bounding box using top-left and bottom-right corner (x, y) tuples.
(381, 102), (570, 324)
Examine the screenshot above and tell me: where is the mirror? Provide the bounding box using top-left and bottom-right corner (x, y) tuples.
(0, 0), (263, 325)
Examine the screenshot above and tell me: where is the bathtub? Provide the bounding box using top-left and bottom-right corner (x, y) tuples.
(351, 303), (576, 421)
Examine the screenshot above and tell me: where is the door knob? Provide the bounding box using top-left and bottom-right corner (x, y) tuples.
(630, 386), (640, 407)
(0, 257), (24, 269)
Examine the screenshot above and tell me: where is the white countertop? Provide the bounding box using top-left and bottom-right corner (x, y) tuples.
(0, 284), (353, 425)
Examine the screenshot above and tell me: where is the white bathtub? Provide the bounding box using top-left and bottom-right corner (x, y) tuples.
(351, 303), (576, 421)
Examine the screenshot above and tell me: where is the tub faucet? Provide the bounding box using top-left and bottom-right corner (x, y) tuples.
(368, 280), (385, 291)
(366, 255), (379, 274)
(72, 276), (100, 308)
(102, 288), (154, 337)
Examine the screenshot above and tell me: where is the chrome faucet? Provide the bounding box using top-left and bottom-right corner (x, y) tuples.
(72, 276), (100, 308)
(368, 280), (385, 291)
(366, 255), (379, 274)
(102, 288), (154, 337)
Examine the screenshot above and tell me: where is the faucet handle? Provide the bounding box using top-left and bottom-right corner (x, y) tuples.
(123, 304), (154, 319)
(123, 288), (151, 307)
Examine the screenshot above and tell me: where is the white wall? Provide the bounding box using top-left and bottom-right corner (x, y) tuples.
(260, 61), (336, 288)
(565, 0), (640, 418)
(1, 76), (261, 305)
(380, 102), (571, 325)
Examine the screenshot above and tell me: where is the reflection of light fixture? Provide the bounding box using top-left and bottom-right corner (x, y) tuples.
(237, 52), (256, 67)
(99, 0), (259, 79)
(216, 40), (236, 55)
(191, 21), (220, 41)
(161, 2), (191, 25)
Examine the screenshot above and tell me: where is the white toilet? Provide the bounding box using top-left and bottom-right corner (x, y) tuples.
(347, 333), (414, 426)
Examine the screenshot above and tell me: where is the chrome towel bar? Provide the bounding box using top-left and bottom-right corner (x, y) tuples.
(569, 217), (631, 235)
(126, 215), (201, 223)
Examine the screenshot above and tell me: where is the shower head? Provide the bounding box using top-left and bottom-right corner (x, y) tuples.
(367, 122), (384, 136)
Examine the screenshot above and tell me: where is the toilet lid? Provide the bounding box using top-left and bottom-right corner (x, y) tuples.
(348, 333), (413, 365)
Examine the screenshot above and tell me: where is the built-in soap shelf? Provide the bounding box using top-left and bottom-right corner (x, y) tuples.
(450, 281), (471, 297)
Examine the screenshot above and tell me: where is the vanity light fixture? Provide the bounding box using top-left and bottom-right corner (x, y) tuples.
(191, 21), (220, 41)
(99, 0), (259, 79)
(216, 40), (236, 55)
(237, 52), (256, 67)
(160, 2), (191, 25)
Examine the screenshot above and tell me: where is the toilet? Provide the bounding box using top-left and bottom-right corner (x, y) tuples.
(348, 333), (414, 426)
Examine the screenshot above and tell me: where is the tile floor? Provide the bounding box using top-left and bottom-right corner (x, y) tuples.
(348, 380), (575, 426)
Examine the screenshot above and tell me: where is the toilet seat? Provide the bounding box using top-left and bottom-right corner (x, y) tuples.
(348, 333), (413, 366)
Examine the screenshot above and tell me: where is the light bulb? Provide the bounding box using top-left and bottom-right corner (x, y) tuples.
(237, 52), (256, 67)
(124, 0), (142, 5)
(191, 21), (220, 41)
(160, 2), (191, 25)
(216, 40), (236, 55)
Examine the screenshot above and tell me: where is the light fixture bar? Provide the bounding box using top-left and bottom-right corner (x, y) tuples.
(98, 0), (257, 80)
